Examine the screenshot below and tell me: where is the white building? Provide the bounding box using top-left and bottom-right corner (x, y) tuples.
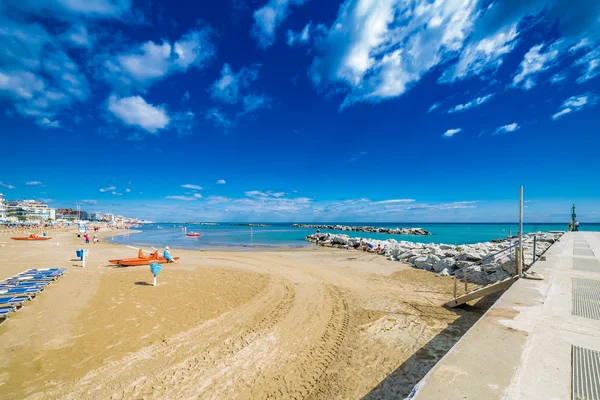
(103, 213), (115, 222)
(0, 193), (6, 220)
(4, 199), (55, 221)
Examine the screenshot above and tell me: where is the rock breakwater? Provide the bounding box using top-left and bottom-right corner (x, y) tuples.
(231, 223), (271, 227)
(306, 232), (561, 285)
(292, 224), (430, 236)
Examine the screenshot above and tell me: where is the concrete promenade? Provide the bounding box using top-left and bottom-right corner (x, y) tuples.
(409, 231), (600, 400)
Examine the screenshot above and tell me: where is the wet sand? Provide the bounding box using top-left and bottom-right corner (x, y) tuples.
(0, 229), (494, 399)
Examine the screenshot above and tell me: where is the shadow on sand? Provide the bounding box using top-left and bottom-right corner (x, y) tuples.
(134, 281), (153, 286)
(361, 292), (502, 400)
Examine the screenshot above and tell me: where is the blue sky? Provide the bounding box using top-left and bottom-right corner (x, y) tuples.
(1, 0), (599, 222)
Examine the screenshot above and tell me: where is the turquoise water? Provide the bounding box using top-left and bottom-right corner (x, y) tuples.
(108, 223), (600, 250)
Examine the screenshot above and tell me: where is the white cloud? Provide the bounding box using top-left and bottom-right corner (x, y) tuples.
(125, 188), (131, 193)
(287, 22), (312, 46)
(251, 0), (308, 48)
(0, 15), (90, 122)
(442, 128), (461, 138)
(210, 64), (260, 104)
(81, 199), (98, 205)
(107, 94), (170, 133)
(441, 24), (518, 83)
(100, 29), (214, 90)
(99, 186), (117, 192)
(407, 201), (478, 211)
(493, 123), (520, 134)
(552, 93), (598, 120)
(166, 195), (197, 201)
(36, 117), (60, 128)
(575, 46), (600, 83)
(550, 72), (567, 84)
(428, 102), (441, 113)
(512, 42), (562, 89)
(112, 191), (122, 196)
(240, 94), (271, 115)
(61, 23), (93, 48)
(205, 107), (236, 129)
(310, 0), (480, 108)
(193, 193), (203, 199)
(0, 182), (16, 189)
(217, 180), (226, 185)
(26, 181), (42, 185)
(181, 184), (203, 190)
(448, 94), (494, 113)
(245, 190), (287, 199)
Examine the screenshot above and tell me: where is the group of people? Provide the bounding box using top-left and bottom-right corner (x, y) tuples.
(569, 221), (580, 231)
(77, 231), (99, 244)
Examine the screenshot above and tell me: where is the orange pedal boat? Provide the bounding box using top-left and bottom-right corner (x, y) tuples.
(109, 249), (179, 266)
(11, 234), (52, 241)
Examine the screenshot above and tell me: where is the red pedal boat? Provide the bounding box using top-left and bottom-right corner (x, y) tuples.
(185, 233), (201, 237)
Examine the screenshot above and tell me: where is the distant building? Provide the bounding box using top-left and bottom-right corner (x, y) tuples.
(5, 199), (55, 221)
(0, 193), (6, 220)
(103, 213), (115, 222)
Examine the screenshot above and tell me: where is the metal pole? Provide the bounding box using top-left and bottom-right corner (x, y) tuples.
(533, 235), (537, 265)
(153, 275), (157, 286)
(518, 186), (523, 277)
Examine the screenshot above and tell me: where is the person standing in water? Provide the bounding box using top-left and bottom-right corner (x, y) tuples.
(575, 220), (580, 231)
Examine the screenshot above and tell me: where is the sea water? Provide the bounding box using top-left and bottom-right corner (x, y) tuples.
(108, 222), (600, 250)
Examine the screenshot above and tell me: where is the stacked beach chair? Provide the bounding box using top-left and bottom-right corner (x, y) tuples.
(0, 268), (67, 324)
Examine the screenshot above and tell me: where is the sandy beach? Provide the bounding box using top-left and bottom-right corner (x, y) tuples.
(0, 229), (495, 399)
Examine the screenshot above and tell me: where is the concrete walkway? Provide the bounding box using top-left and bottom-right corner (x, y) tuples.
(409, 231), (600, 400)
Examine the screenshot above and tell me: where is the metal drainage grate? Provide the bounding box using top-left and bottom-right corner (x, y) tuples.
(574, 259), (600, 272)
(572, 279), (600, 320)
(572, 345), (600, 400)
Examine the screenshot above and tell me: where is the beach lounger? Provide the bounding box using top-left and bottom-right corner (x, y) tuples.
(0, 305), (17, 313)
(22, 270), (64, 277)
(0, 284), (47, 291)
(27, 268), (67, 273)
(0, 287), (42, 295)
(19, 271), (62, 279)
(0, 295), (32, 305)
(1, 281), (50, 287)
(12, 275), (56, 281)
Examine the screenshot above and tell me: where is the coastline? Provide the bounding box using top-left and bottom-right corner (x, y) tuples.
(0, 227), (495, 399)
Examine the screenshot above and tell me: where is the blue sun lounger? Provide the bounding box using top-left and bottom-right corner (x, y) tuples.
(12, 275), (56, 281)
(0, 283), (47, 291)
(0, 295), (31, 305)
(26, 268), (67, 275)
(0, 305), (17, 313)
(0, 287), (42, 295)
(22, 270), (64, 277)
(1, 280), (50, 287)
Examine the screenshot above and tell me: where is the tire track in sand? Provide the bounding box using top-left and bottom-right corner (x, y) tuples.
(47, 275), (294, 400)
(256, 285), (350, 399)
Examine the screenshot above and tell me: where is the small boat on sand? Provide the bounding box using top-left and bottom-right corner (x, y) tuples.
(186, 232), (201, 237)
(11, 234), (52, 241)
(109, 249), (179, 266)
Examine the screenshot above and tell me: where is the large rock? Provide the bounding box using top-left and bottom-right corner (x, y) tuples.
(456, 248), (483, 261)
(433, 257), (456, 273)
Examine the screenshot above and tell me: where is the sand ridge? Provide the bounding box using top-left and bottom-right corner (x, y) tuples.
(0, 230), (493, 399)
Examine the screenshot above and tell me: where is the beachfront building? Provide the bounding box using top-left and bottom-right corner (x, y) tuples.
(103, 213), (115, 222)
(0, 194), (6, 220)
(5, 199), (56, 221)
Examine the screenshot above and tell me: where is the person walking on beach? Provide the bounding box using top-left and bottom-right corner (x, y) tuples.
(93, 233), (99, 244)
(315, 229), (320, 246)
(575, 221), (580, 231)
(568, 221), (573, 231)
(84, 233), (89, 244)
